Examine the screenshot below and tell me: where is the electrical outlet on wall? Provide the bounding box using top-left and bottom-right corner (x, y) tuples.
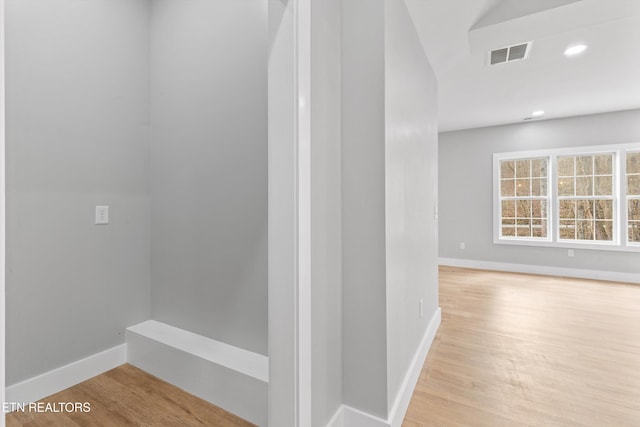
(95, 206), (109, 225)
(460, 242), (466, 250)
(419, 299), (423, 318)
(568, 249), (574, 257)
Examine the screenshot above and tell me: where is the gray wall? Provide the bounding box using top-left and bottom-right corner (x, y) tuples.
(310, 0), (343, 425)
(439, 109), (640, 273)
(341, 0), (440, 419)
(5, 0), (151, 384)
(342, 0), (389, 418)
(384, 0), (439, 410)
(149, 0), (268, 355)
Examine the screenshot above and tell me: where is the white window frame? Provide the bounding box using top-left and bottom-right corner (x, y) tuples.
(496, 156), (552, 242)
(625, 150), (640, 247)
(555, 150), (619, 247)
(493, 142), (640, 252)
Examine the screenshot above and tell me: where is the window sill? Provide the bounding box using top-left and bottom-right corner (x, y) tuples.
(494, 237), (640, 252)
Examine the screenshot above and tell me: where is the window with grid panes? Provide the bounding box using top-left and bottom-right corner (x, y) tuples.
(557, 153), (614, 242)
(627, 151), (640, 244)
(499, 158), (549, 239)
(494, 143), (640, 252)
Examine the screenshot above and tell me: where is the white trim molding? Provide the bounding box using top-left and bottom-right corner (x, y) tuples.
(267, 0), (311, 424)
(439, 257), (640, 284)
(326, 308), (442, 427)
(334, 405), (389, 427)
(126, 321), (268, 426)
(5, 344), (126, 407)
(295, 0), (312, 425)
(387, 307), (441, 427)
(1, 0), (6, 423)
(325, 405), (345, 427)
(126, 321), (268, 382)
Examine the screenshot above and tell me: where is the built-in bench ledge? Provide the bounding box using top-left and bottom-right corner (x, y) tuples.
(126, 320), (268, 426)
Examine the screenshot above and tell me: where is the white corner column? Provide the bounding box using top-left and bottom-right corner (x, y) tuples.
(295, 0), (312, 425)
(268, 0), (311, 425)
(1, 0), (6, 424)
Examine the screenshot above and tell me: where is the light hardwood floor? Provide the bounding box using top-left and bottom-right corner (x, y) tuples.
(6, 267), (640, 426)
(403, 266), (640, 427)
(6, 364), (256, 427)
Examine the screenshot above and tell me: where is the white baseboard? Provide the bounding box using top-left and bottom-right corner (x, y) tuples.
(326, 308), (442, 427)
(126, 320), (268, 426)
(387, 307), (441, 427)
(439, 257), (640, 284)
(5, 344), (126, 406)
(325, 404), (345, 427)
(341, 405), (389, 427)
(326, 404), (388, 427)
(126, 321), (268, 382)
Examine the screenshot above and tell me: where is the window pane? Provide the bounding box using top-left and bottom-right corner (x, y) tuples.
(559, 200), (576, 219)
(557, 156), (574, 177)
(595, 200), (613, 220)
(627, 152), (640, 174)
(516, 200), (531, 217)
(577, 220), (594, 240)
(501, 179), (515, 197)
(629, 221), (640, 243)
(531, 159), (547, 178)
(556, 151), (618, 243)
(501, 161), (515, 179)
(629, 199), (640, 221)
(595, 221), (613, 241)
(594, 154), (613, 175)
(576, 200), (594, 219)
(496, 156), (548, 241)
(531, 200), (547, 218)
(559, 220), (576, 239)
(532, 219), (547, 238)
(628, 175), (640, 196)
(517, 226), (531, 237)
(558, 178), (575, 196)
(531, 178), (547, 196)
(594, 176), (612, 196)
(502, 200), (515, 218)
(575, 176), (593, 196)
(502, 226), (515, 237)
(516, 160), (530, 178)
(576, 156), (593, 175)
(516, 179), (530, 196)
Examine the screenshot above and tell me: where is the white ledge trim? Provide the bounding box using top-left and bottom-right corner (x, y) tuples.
(439, 257), (640, 284)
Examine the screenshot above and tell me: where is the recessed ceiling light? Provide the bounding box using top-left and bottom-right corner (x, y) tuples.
(564, 44), (587, 57)
(532, 110), (545, 117)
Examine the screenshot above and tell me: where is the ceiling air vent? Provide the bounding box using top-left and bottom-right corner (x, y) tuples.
(489, 42), (532, 65)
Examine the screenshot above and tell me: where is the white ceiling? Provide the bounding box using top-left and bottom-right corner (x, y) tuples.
(405, 0), (640, 132)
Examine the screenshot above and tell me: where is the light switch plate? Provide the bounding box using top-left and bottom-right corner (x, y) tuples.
(96, 206), (109, 225)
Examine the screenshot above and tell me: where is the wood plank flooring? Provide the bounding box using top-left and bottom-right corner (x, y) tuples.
(6, 364), (256, 427)
(6, 267), (640, 426)
(403, 266), (640, 427)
